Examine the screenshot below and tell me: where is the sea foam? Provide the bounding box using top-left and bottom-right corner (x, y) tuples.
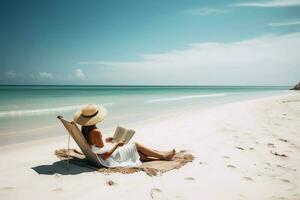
(0, 102), (114, 118)
(145, 93), (227, 103)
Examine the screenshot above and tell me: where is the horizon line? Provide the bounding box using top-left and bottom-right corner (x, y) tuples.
(0, 84), (292, 87)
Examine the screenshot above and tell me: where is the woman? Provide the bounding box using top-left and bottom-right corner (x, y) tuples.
(74, 104), (176, 168)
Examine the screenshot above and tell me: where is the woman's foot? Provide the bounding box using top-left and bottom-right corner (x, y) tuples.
(163, 149), (176, 161)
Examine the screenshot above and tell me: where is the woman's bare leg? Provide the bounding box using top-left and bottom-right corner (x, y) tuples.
(138, 151), (160, 162)
(135, 142), (175, 161)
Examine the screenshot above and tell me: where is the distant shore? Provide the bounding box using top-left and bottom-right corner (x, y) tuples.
(0, 92), (299, 199)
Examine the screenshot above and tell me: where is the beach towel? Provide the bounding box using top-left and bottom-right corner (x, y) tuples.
(55, 149), (194, 176)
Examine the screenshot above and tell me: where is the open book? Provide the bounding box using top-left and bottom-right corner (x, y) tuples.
(112, 126), (135, 144)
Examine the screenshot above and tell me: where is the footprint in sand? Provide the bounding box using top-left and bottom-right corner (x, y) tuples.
(279, 138), (288, 143)
(184, 177), (195, 181)
(276, 164), (297, 172)
(51, 188), (63, 192)
(243, 177), (253, 181)
(107, 180), (116, 186)
(227, 165), (236, 168)
(281, 179), (290, 183)
(267, 143), (275, 148)
(235, 146), (245, 150)
(150, 188), (166, 200)
(1, 187), (14, 190)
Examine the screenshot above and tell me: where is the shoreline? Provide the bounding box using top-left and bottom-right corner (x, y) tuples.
(0, 91), (290, 147)
(0, 92), (299, 199)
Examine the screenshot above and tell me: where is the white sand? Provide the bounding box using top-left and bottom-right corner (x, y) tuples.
(0, 92), (299, 200)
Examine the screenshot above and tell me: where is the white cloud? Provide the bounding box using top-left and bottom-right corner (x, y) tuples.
(5, 71), (22, 79)
(233, 0), (300, 7)
(39, 72), (54, 79)
(269, 20), (300, 26)
(74, 68), (86, 80)
(180, 7), (229, 16)
(82, 32), (300, 85)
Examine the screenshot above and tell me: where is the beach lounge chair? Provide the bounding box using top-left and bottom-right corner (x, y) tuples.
(57, 116), (102, 167)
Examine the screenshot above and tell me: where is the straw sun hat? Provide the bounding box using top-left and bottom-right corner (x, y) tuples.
(73, 104), (107, 126)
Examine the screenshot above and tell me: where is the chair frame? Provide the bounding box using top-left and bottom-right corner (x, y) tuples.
(57, 116), (103, 167)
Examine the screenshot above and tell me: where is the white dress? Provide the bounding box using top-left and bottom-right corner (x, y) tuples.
(91, 143), (142, 168)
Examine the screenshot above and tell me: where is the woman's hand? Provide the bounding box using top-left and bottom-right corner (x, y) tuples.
(117, 141), (126, 147)
(105, 137), (113, 143)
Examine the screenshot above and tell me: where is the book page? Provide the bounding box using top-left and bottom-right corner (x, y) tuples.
(122, 129), (135, 143)
(112, 126), (135, 143)
(113, 126), (127, 142)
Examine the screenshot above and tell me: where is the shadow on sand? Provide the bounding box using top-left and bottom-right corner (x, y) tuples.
(32, 159), (97, 175)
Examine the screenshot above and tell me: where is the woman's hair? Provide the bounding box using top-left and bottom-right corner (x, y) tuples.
(81, 125), (97, 141)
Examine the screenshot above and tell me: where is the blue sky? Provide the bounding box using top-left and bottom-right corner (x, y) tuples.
(0, 0), (300, 85)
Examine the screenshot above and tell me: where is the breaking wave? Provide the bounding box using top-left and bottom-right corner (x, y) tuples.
(145, 93), (227, 103)
(0, 102), (114, 118)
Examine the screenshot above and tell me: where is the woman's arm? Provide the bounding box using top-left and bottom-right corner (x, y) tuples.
(100, 142), (125, 160)
(105, 137), (113, 143)
(89, 130), (124, 160)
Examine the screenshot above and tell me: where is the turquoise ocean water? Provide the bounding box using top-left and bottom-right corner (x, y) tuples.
(0, 85), (290, 145)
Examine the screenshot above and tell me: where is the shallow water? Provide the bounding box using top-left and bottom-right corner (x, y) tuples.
(0, 85), (290, 145)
